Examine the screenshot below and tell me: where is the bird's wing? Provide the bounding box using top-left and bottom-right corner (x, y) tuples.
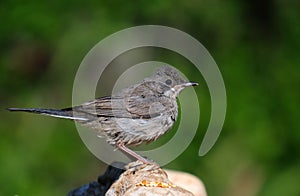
(65, 94), (174, 120)
(62, 96), (132, 119)
(124, 94), (174, 119)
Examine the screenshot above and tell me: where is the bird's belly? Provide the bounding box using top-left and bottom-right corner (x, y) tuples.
(100, 114), (175, 146)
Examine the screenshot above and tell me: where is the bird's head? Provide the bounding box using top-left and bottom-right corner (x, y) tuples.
(147, 66), (198, 98)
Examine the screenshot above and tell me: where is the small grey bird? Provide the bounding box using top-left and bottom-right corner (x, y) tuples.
(8, 66), (198, 163)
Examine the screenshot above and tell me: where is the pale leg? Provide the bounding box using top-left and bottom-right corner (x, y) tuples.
(117, 143), (152, 164)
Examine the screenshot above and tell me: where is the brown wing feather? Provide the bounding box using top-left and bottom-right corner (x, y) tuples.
(63, 94), (174, 120)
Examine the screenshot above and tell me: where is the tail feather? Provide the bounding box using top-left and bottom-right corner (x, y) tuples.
(7, 108), (88, 121)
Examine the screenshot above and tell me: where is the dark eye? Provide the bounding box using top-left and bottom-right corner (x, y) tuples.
(165, 79), (172, 85)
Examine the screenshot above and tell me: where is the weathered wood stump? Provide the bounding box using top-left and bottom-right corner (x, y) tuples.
(68, 161), (206, 196)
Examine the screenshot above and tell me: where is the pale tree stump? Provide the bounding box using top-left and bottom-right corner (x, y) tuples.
(165, 169), (207, 196)
(68, 161), (206, 196)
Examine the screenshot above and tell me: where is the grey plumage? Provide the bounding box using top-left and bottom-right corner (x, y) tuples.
(8, 66), (198, 163)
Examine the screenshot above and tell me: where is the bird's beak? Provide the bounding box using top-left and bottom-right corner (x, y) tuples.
(183, 82), (198, 87)
(174, 82), (198, 91)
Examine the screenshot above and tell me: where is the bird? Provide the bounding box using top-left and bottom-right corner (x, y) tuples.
(8, 66), (198, 163)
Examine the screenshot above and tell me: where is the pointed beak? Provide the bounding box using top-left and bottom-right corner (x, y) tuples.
(174, 82), (198, 91)
(183, 81), (198, 87)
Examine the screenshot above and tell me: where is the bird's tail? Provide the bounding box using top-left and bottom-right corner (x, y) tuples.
(7, 107), (88, 121)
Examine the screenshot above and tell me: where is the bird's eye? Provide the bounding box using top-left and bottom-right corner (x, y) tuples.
(165, 79), (172, 85)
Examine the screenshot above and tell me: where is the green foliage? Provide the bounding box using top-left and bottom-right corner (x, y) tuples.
(1, 0), (299, 195)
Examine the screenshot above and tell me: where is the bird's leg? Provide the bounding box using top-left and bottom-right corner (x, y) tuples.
(116, 143), (153, 164)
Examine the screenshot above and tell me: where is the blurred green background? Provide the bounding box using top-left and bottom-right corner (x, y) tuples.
(1, 1), (300, 195)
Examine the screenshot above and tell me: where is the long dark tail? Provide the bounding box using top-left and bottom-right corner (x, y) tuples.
(7, 107), (88, 121)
